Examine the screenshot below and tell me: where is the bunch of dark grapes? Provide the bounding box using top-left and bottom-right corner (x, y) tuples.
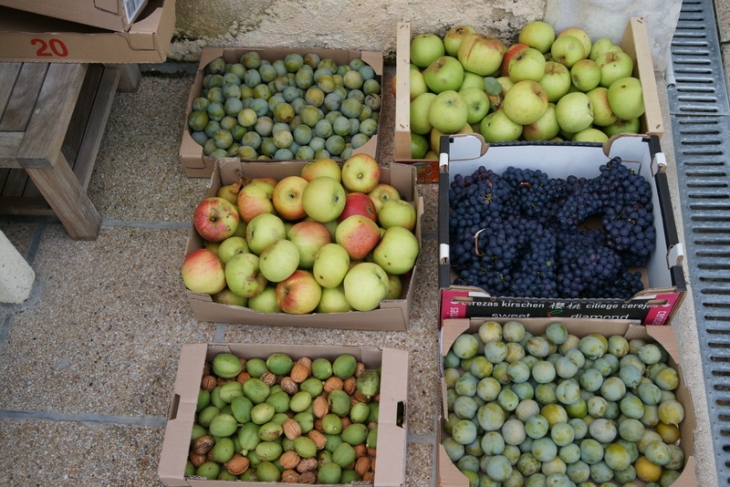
(448, 157), (656, 300)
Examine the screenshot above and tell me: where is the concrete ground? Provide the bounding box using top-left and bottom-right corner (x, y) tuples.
(1, 7), (729, 486)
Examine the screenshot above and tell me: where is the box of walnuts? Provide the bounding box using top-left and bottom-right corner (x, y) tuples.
(438, 133), (686, 325)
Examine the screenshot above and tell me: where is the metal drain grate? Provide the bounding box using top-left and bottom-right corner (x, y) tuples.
(668, 0), (730, 484)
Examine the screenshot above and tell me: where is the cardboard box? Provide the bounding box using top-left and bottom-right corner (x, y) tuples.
(0, 0), (174, 64)
(394, 18), (665, 183)
(437, 317), (697, 487)
(180, 47), (383, 178)
(159, 343), (408, 487)
(0, 0), (149, 32)
(438, 133), (686, 326)
(184, 159), (422, 331)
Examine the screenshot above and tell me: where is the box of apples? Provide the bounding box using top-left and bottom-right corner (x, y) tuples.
(181, 154), (422, 331)
(394, 18), (663, 182)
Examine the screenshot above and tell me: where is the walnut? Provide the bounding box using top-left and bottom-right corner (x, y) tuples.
(343, 376), (357, 395)
(283, 418), (302, 440)
(279, 450), (301, 470)
(192, 435), (215, 455)
(299, 471), (317, 484)
(355, 456), (371, 476)
(281, 469), (301, 483)
(363, 471), (375, 482)
(188, 451), (206, 468)
(323, 376), (344, 393)
(200, 375), (217, 392)
(354, 391), (370, 403)
(260, 370), (278, 386)
(297, 357), (313, 371)
(354, 443), (367, 458)
(355, 362), (367, 378)
(280, 377), (299, 395)
(307, 430), (327, 450)
(296, 457), (318, 473)
(290, 363), (310, 383)
(236, 371), (251, 384)
(313, 395), (329, 419)
(223, 454), (249, 475)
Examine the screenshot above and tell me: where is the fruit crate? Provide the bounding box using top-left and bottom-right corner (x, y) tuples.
(179, 47), (383, 178)
(437, 317), (697, 487)
(437, 133), (686, 326)
(158, 342), (408, 487)
(183, 159), (422, 331)
(394, 18), (664, 183)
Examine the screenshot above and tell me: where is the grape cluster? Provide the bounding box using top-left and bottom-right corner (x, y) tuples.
(448, 157), (655, 300)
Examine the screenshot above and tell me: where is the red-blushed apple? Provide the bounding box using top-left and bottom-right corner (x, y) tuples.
(316, 285), (354, 313)
(607, 76), (645, 120)
(518, 21), (555, 54)
(368, 184), (401, 213)
(338, 192), (377, 222)
(458, 33), (507, 77)
(480, 109), (523, 142)
(247, 286), (281, 313)
(385, 273), (403, 299)
(217, 236), (250, 264)
(272, 176), (308, 221)
(573, 127), (609, 142)
(589, 37), (620, 61)
(550, 35), (586, 68)
(341, 153), (381, 193)
(458, 86), (491, 125)
(428, 90), (469, 134)
(212, 287), (248, 307)
(597, 51), (635, 88)
(373, 226), (420, 275)
(193, 197), (240, 243)
(250, 177), (278, 192)
(502, 80), (549, 125)
(603, 117), (640, 137)
(287, 220), (331, 269)
(216, 181), (242, 206)
(181, 248), (227, 295)
(522, 103), (560, 141)
(410, 92), (437, 135)
(300, 157), (341, 182)
(335, 214), (381, 260)
(444, 25), (478, 57)
(558, 27), (592, 57)
(508, 47), (547, 83)
(586, 86), (618, 126)
(423, 56), (465, 94)
(275, 270), (322, 314)
(224, 252), (267, 298)
(343, 262), (390, 311)
(410, 33), (445, 69)
(555, 91), (594, 133)
(378, 199), (417, 231)
(301, 176), (346, 222)
(538, 61), (572, 103)
(237, 183), (274, 223)
(501, 43), (529, 77)
(570, 59), (601, 92)
(259, 239), (300, 282)
(313, 243), (351, 288)
(409, 65), (429, 101)
(245, 213), (287, 255)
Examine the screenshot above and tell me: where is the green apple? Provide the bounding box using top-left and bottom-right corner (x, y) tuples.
(461, 71), (487, 91)
(603, 117), (641, 137)
(539, 61), (572, 103)
(479, 109), (523, 142)
(428, 90), (469, 133)
(373, 226), (420, 275)
(410, 92), (437, 135)
(495, 76), (514, 95)
(301, 176), (346, 222)
(217, 236), (250, 264)
(573, 127), (609, 143)
(313, 243), (351, 288)
(502, 80), (549, 125)
(570, 59), (601, 92)
(212, 288), (248, 307)
(458, 33), (507, 76)
(607, 77), (645, 120)
(444, 25), (477, 57)
(300, 157), (341, 182)
(522, 103), (560, 141)
(557, 27), (592, 57)
(224, 252), (267, 298)
(247, 286), (281, 313)
(409, 64), (428, 100)
(378, 199), (417, 231)
(259, 239), (300, 283)
(246, 213), (287, 255)
(410, 33), (445, 69)
(518, 21), (556, 54)
(316, 285), (354, 313)
(423, 56), (465, 93)
(555, 91), (594, 133)
(508, 47), (547, 83)
(586, 87), (618, 126)
(386, 274), (403, 299)
(343, 262), (390, 311)
(411, 132), (429, 158)
(589, 37), (620, 62)
(550, 35), (586, 68)
(459, 86), (491, 124)
(368, 184), (401, 213)
(597, 51), (635, 88)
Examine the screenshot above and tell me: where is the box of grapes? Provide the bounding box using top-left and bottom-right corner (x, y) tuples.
(180, 47), (383, 178)
(437, 133), (686, 326)
(158, 342), (408, 486)
(437, 317), (696, 487)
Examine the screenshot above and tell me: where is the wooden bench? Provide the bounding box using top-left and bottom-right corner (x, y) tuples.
(0, 62), (120, 240)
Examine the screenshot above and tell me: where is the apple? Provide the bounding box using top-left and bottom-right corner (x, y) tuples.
(301, 157), (341, 182)
(341, 154), (381, 193)
(373, 226), (420, 275)
(378, 199), (417, 231)
(495, 76), (514, 96)
(458, 34), (507, 77)
(217, 236), (250, 264)
(301, 176), (346, 222)
(272, 176), (308, 220)
(316, 285), (354, 313)
(216, 182), (241, 206)
(603, 117), (641, 137)
(501, 44), (528, 77)
(368, 184), (402, 213)
(212, 288), (248, 307)
(589, 37), (619, 62)
(460, 71), (487, 91)
(423, 56), (465, 93)
(555, 91), (594, 133)
(570, 59), (601, 92)
(237, 183), (274, 223)
(343, 262), (390, 311)
(410, 92), (437, 135)
(479, 108), (523, 142)
(597, 50), (635, 88)
(245, 213), (287, 255)
(429, 122), (472, 153)
(411, 132), (430, 159)
(508, 47), (547, 82)
(410, 33), (445, 69)
(538, 61), (572, 103)
(335, 214), (381, 260)
(224, 252), (267, 298)
(444, 25), (477, 57)
(428, 90), (469, 133)
(247, 286), (281, 313)
(409, 65), (429, 101)
(502, 80), (549, 125)
(557, 27), (592, 57)
(193, 197), (240, 243)
(259, 239), (300, 282)
(181, 248), (227, 295)
(385, 274), (403, 299)
(518, 21), (555, 54)
(339, 192), (377, 223)
(275, 270), (322, 314)
(550, 35), (586, 68)
(249, 178), (277, 196)
(313, 243), (351, 288)
(458, 86), (491, 124)
(204, 241), (221, 255)
(607, 77), (645, 120)
(287, 220), (331, 269)
(586, 87), (618, 126)
(522, 103), (560, 141)
(573, 127), (609, 143)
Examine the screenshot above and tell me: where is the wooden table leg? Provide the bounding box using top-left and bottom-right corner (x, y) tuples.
(110, 63), (141, 93)
(25, 151), (101, 240)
